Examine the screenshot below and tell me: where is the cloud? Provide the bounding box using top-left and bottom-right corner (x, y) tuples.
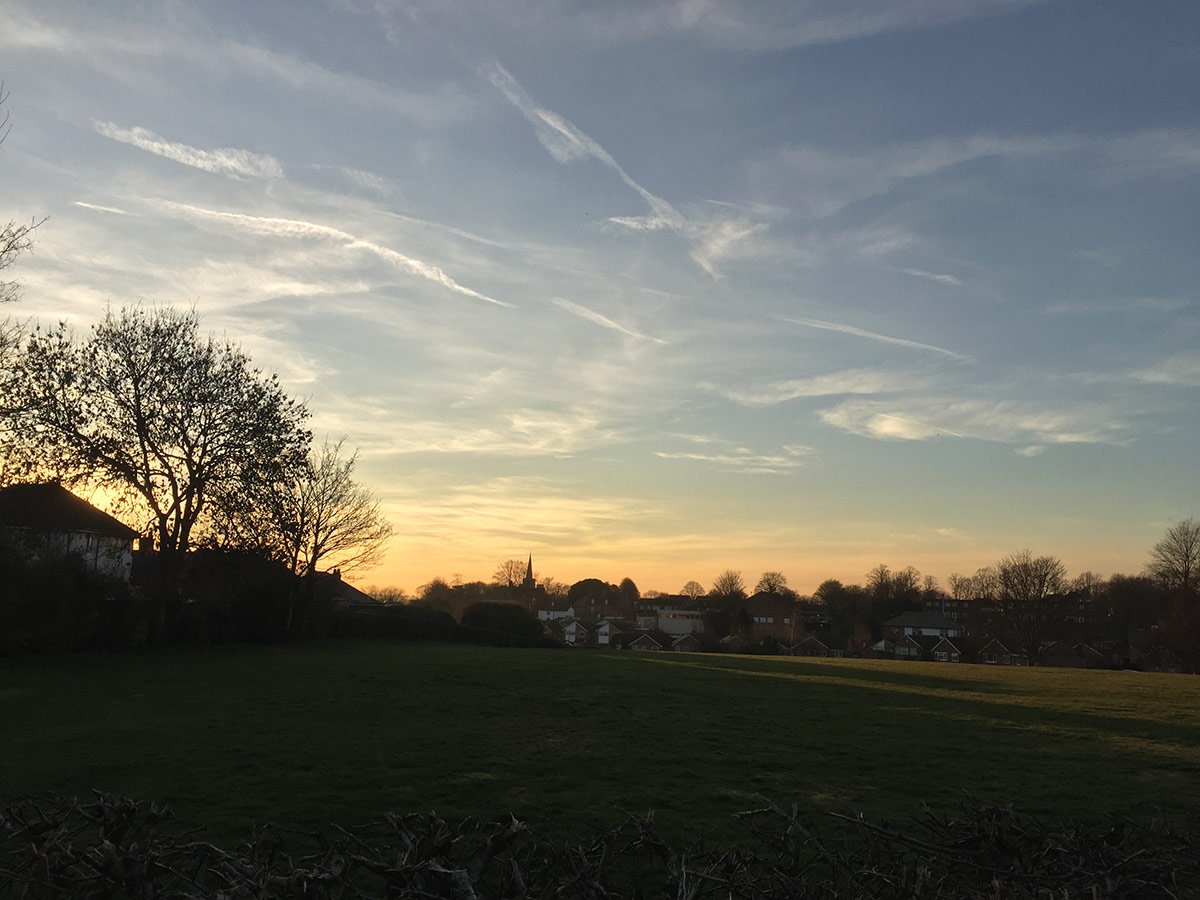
(482, 58), (770, 277)
(654, 443), (815, 475)
(757, 129), (1200, 219)
(756, 134), (1059, 218)
(222, 42), (473, 128)
(820, 397), (1132, 447)
(781, 316), (968, 361)
(1044, 296), (1191, 316)
(393, 0), (1046, 53)
(324, 406), (620, 458)
(551, 297), (667, 344)
(93, 121), (284, 179)
(897, 267), (963, 287)
(1133, 354), (1200, 387)
(482, 59), (684, 227)
(381, 474), (665, 561)
(154, 200), (514, 307)
(662, 0), (1047, 50)
(331, 166), (397, 196)
(73, 201), (129, 215)
(712, 369), (911, 407)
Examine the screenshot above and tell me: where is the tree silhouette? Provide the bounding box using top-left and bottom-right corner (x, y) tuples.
(0, 84), (43, 307)
(711, 569), (746, 600)
(995, 549), (1068, 661)
(754, 571), (788, 594)
(6, 307), (310, 561)
(1147, 518), (1200, 593)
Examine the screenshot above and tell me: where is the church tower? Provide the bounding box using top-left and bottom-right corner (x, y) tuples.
(522, 554), (535, 590)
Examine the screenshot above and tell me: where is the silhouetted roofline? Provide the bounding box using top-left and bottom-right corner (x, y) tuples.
(0, 482), (139, 540)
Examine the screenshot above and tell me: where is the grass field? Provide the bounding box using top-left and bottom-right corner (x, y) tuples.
(3, 641), (1199, 841)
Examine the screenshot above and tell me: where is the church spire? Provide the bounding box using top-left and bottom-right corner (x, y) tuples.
(522, 554), (535, 589)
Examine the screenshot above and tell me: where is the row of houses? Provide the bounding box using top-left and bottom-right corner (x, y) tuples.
(546, 602), (1184, 672)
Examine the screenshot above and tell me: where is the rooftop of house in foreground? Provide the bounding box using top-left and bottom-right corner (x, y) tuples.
(0, 482), (140, 539)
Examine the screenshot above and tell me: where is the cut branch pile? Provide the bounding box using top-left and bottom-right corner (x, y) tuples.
(1, 793), (1196, 898)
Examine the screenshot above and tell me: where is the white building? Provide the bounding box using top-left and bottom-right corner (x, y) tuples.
(0, 482), (139, 580)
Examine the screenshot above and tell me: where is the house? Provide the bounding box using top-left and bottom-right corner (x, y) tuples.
(628, 632), (666, 651)
(866, 637), (895, 659)
(1040, 640), (1111, 669)
(634, 600), (707, 637)
(1138, 645), (1183, 674)
(878, 633), (962, 662)
(719, 633), (748, 652)
(596, 617), (636, 646)
(314, 570), (381, 608)
(926, 636), (963, 662)
(536, 601), (576, 622)
(978, 638), (1028, 666)
(922, 594), (979, 624)
(891, 634), (926, 660)
(561, 618), (596, 646)
(0, 482), (139, 580)
(743, 591), (797, 641)
(793, 634), (843, 658)
(610, 629), (672, 651)
(881, 612), (961, 641)
(671, 632), (702, 653)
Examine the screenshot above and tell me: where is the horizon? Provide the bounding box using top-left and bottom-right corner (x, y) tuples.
(4, 2), (1198, 595)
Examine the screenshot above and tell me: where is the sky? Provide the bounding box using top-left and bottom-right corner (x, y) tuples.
(2, 1), (1199, 595)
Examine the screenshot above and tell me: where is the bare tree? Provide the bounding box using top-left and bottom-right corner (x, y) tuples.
(1147, 518), (1200, 593)
(278, 439), (392, 581)
(995, 549), (1068, 661)
(1, 84), (44, 307)
(541, 576), (569, 599)
(947, 572), (973, 601)
(366, 585), (408, 604)
(865, 563), (891, 597)
(754, 571), (788, 594)
(711, 569), (746, 600)
(0, 85), (42, 453)
(680, 580), (705, 602)
(493, 559), (528, 587)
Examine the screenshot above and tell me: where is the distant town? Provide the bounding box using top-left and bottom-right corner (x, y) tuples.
(3, 477), (1195, 674)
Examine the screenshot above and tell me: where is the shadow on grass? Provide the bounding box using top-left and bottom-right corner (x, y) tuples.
(625, 651), (1200, 757)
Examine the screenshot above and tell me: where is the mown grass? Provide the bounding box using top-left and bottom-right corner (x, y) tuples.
(3, 642), (1199, 841)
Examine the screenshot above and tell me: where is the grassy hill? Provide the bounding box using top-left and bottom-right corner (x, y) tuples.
(3, 642), (1198, 840)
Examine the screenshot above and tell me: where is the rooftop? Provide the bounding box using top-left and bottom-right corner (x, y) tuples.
(0, 482), (139, 540)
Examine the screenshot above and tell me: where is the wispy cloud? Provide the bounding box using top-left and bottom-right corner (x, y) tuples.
(155, 201), (513, 307)
(551, 297), (667, 344)
(1044, 296), (1191, 316)
(482, 58), (769, 277)
(711, 369), (911, 407)
(755, 129), (1200, 220)
(821, 397), (1132, 448)
(222, 42), (474, 128)
(94, 121), (283, 179)
(482, 59), (684, 228)
(897, 267), (963, 287)
(654, 444), (815, 475)
(660, 0), (1048, 51)
(1133, 354), (1200, 387)
(398, 0), (1046, 53)
(781, 316), (968, 361)
(73, 201), (129, 216)
(331, 165), (397, 196)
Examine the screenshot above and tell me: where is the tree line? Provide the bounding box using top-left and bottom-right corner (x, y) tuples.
(388, 521), (1200, 670)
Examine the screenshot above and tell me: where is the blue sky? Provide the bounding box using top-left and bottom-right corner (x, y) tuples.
(3, 1), (1198, 593)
